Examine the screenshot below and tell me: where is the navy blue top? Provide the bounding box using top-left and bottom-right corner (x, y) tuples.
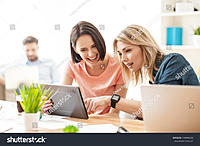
(153, 53), (199, 85)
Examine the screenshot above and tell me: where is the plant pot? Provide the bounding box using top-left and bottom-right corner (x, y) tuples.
(193, 35), (200, 47)
(23, 112), (40, 131)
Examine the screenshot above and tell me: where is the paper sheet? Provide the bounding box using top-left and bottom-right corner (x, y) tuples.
(78, 124), (118, 133)
(40, 114), (86, 129)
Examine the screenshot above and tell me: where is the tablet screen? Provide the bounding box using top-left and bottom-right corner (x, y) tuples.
(42, 84), (88, 119)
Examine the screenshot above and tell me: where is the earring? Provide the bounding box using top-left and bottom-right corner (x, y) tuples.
(144, 64), (149, 68)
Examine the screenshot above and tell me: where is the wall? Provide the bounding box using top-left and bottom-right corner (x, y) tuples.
(0, 0), (161, 103)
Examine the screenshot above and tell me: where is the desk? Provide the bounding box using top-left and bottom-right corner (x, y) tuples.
(0, 100), (145, 133)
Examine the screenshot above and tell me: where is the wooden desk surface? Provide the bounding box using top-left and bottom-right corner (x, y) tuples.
(65, 115), (145, 133)
(0, 100), (145, 133)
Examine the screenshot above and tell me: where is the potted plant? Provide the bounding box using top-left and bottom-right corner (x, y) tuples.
(15, 84), (53, 131)
(193, 26), (200, 47)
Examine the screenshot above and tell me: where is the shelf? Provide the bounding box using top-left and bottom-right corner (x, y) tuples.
(162, 11), (200, 17)
(162, 45), (200, 50)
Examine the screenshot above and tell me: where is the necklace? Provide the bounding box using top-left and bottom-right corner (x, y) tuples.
(100, 64), (105, 70)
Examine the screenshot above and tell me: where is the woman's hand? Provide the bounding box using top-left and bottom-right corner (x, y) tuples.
(41, 99), (53, 114)
(84, 96), (111, 114)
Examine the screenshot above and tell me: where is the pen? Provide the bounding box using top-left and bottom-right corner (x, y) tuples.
(117, 126), (129, 133)
(1, 128), (13, 133)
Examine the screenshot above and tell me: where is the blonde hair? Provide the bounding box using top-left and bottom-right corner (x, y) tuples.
(113, 25), (164, 85)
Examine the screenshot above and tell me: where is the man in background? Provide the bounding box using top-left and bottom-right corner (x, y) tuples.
(0, 36), (60, 86)
(22, 36), (59, 84)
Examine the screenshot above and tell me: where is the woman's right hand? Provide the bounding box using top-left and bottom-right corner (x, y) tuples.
(84, 96), (111, 114)
(41, 99), (53, 114)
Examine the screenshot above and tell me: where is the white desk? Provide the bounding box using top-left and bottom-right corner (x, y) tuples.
(0, 100), (145, 133)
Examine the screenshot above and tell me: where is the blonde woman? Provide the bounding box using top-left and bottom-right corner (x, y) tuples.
(84, 25), (199, 119)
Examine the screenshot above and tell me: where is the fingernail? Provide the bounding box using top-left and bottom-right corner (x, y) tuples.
(50, 99), (54, 104)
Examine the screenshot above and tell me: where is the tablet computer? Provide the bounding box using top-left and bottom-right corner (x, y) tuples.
(42, 84), (88, 119)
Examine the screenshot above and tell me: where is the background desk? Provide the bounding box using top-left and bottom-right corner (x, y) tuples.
(0, 100), (145, 133)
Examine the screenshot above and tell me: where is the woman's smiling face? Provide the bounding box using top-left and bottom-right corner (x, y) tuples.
(117, 41), (144, 72)
(75, 34), (100, 65)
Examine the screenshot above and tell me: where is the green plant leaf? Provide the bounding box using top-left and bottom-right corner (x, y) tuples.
(20, 101), (25, 111)
(19, 86), (26, 108)
(62, 125), (79, 133)
(14, 90), (18, 96)
(15, 84), (54, 113)
(194, 27), (200, 35)
(37, 89), (53, 111)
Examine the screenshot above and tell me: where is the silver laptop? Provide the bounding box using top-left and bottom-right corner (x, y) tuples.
(41, 84), (88, 119)
(141, 85), (200, 132)
(5, 65), (38, 89)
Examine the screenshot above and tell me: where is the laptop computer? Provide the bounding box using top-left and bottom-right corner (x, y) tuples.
(41, 84), (88, 119)
(141, 85), (200, 132)
(5, 65), (38, 89)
